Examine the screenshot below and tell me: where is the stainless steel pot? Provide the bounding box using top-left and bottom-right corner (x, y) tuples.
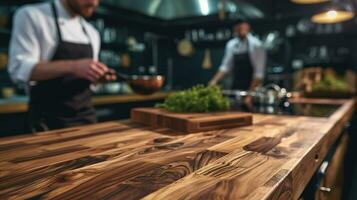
(223, 84), (291, 106)
(252, 84), (290, 105)
(222, 90), (251, 103)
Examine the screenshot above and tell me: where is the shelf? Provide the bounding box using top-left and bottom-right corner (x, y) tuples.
(301, 58), (349, 66)
(101, 43), (128, 51)
(190, 40), (228, 49)
(287, 32), (357, 41)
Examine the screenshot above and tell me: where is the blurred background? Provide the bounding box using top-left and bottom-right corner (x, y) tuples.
(0, 0), (357, 135)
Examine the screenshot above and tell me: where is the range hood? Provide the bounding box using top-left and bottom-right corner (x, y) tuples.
(101, 0), (265, 20)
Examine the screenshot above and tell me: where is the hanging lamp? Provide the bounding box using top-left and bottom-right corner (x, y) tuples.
(291, 0), (330, 4)
(311, 0), (355, 23)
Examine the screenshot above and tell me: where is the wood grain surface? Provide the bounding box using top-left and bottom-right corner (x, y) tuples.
(0, 98), (355, 200)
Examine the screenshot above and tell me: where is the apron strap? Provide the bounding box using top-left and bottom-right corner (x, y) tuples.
(50, 1), (92, 45)
(50, 1), (63, 42)
(80, 18), (92, 46)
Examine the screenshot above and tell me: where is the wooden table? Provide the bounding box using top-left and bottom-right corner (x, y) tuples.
(0, 92), (170, 114)
(0, 98), (355, 200)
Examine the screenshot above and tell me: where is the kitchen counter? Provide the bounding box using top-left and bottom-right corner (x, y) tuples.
(0, 98), (355, 200)
(0, 92), (170, 114)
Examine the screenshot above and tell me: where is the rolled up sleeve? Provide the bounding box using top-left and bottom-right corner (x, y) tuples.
(8, 7), (40, 86)
(218, 43), (234, 73)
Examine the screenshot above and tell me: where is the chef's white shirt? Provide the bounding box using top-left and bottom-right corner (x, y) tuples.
(8, 0), (100, 86)
(219, 34), (267, 79)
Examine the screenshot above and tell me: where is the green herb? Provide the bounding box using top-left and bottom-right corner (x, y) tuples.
(312, 74), (350, 93)
(156, 85), (230, 113)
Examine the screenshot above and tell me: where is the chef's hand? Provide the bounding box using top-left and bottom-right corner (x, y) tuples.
(208, 79), (217, 86)
(208, 71), (225, 86)
(102, 68), (117, 82)
(244, 95), (253, 110)
(71, 59), (116, 82)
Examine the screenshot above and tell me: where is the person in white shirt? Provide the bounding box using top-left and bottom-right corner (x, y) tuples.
(8, 0), (116, 132)
(209, 20), (267, 91)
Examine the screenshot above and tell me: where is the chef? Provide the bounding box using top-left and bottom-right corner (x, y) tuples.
(8, 0), (116, 132)
(209, 20), (267, 91)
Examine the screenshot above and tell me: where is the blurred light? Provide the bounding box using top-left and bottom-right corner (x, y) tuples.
(284, 102), (290, 107)
(291, 0), (330, 4)
(198, 0), (209, 15)
(327, 10), (338, 17)
(226, 2), (237, 12)
(148, 0), (162, 15)
(312, 5), (355, 24)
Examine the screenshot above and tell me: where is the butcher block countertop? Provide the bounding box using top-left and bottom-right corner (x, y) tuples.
(0, 98), (355, 200)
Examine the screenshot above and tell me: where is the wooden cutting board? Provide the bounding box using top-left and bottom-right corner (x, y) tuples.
(131, 108), (253, 133)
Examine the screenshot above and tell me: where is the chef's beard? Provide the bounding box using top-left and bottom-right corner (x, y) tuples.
(66, 0), (97, 18)
(235, 34), (247, 40)
(238, 35), (247, 40)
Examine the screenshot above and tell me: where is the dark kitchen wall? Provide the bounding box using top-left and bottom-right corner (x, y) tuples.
(256, 0), (357, 76)
(154, 17), (293, 90)
(154, 16), (280, 90)
(91, 4), (168, 74)
(153, 1), (357, 90)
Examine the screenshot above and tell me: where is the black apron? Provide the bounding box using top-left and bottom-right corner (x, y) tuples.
(231, 41), (254, 91)
(28, 2), (97, 132)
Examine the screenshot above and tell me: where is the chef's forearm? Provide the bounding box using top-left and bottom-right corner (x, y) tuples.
(30, 60), (73, 81)
(210, 71), (226, 85)
(249, 79), (262, 91)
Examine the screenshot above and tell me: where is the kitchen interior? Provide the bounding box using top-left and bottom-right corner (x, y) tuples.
(1, 0), (357, 199)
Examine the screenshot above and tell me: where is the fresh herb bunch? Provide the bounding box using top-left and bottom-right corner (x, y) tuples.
(156, 85), (230, 113)
(312, 74), (350, 93)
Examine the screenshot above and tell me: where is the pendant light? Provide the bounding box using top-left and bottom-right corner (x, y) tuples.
(311, 0), (355, 23)
(291, 0), (330, 4)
